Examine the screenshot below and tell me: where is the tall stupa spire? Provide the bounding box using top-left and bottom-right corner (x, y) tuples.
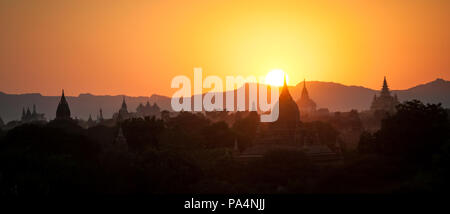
(276, 72), (299, 127)
(280, 73), (291, 99)
(56, 89), (71, 120)
(301, 78), (310, 100)
(120, 96), (128, 113)
(381, 76), (391, 97)
(296, 78), (317, 116)
(370, 76), (399, 112)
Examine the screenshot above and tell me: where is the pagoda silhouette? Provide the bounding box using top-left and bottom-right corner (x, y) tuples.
(370, 77), (399, 113)
(55, 89), (71, 120)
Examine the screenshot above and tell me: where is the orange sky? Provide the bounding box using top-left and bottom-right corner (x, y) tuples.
(1, 0), (449, 96)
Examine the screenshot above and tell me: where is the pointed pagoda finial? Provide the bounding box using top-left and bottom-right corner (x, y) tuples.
(26, 107), (31, 116)
(120, 96), (128, 113)
(283, 73), (287, 86)
(59, 89), (68, 104)
(56, 89), (71, 120)
(97, 108), (104, 121)
(300, 78), (310, 100)
(381, 76), (390, 96)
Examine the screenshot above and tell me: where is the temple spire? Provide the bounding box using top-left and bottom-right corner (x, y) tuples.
(56, 89), (71, 120)
(99, 108), (104, 121)
(26, 107), (31, 117)
(32, 104), (36, 115)
(60, 89), (68, 104)
(370, 76), (399, 112)
(301, 79), (309, 99)
(381, 76), (390, 96)
(120, 96), (128, 112)
(280, 73), (292, 99)
(61, 89), (65, 101)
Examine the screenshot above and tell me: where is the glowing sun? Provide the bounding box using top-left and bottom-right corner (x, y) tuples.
(265, 69), (289, 86)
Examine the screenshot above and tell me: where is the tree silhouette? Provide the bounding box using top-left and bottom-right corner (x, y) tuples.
(374, 100), (449, 163)
(232, 111), (259, 151)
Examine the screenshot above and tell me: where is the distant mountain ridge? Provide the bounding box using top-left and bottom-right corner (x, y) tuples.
(289, 78), (450, 112)
(0, 92), (173, 123)
(1, 78), (449, 123)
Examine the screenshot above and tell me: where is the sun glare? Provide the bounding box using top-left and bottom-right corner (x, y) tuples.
(265, 69), (288, 86)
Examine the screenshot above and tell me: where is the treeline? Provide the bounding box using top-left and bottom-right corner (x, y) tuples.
(0, 100), (449, 195)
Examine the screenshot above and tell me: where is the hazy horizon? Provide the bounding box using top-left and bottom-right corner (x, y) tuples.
(0, 77), (447, 97)
(1, 0), (450, 97)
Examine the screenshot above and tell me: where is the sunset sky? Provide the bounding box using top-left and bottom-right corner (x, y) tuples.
(1, 0), (449, 97)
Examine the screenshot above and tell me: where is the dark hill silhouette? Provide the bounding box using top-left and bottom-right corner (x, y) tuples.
(289, 81), (374, 112)
(288, 78), (450, 112)
(0, 78), (449, 122)
(394, 78), (450, 107)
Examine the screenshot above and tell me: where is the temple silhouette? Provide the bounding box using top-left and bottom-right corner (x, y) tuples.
(254, 75), (300, 144)
(236, 76), (340, 161)
(296, 79), (317, 117)
(97, 108), (104, 122)
(21, 104), (46, 122)
(112, 96), (161, 121)
(0, 76), (405, 161)
(56, 89), (71, 120)
(370, 77), (400, 113)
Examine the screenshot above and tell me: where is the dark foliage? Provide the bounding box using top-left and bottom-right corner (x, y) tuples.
(232, 111), (259, 151)
(121, 116), (164, 152)
(360, 100), (450, 164)
(356, 100), (450, 192)
(358, 131), (376, 153)
(163, 112), (235, 149)
(1, 103), (450, 195)
(300, 121), (340, 150)
(0, 122), (99, 195)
